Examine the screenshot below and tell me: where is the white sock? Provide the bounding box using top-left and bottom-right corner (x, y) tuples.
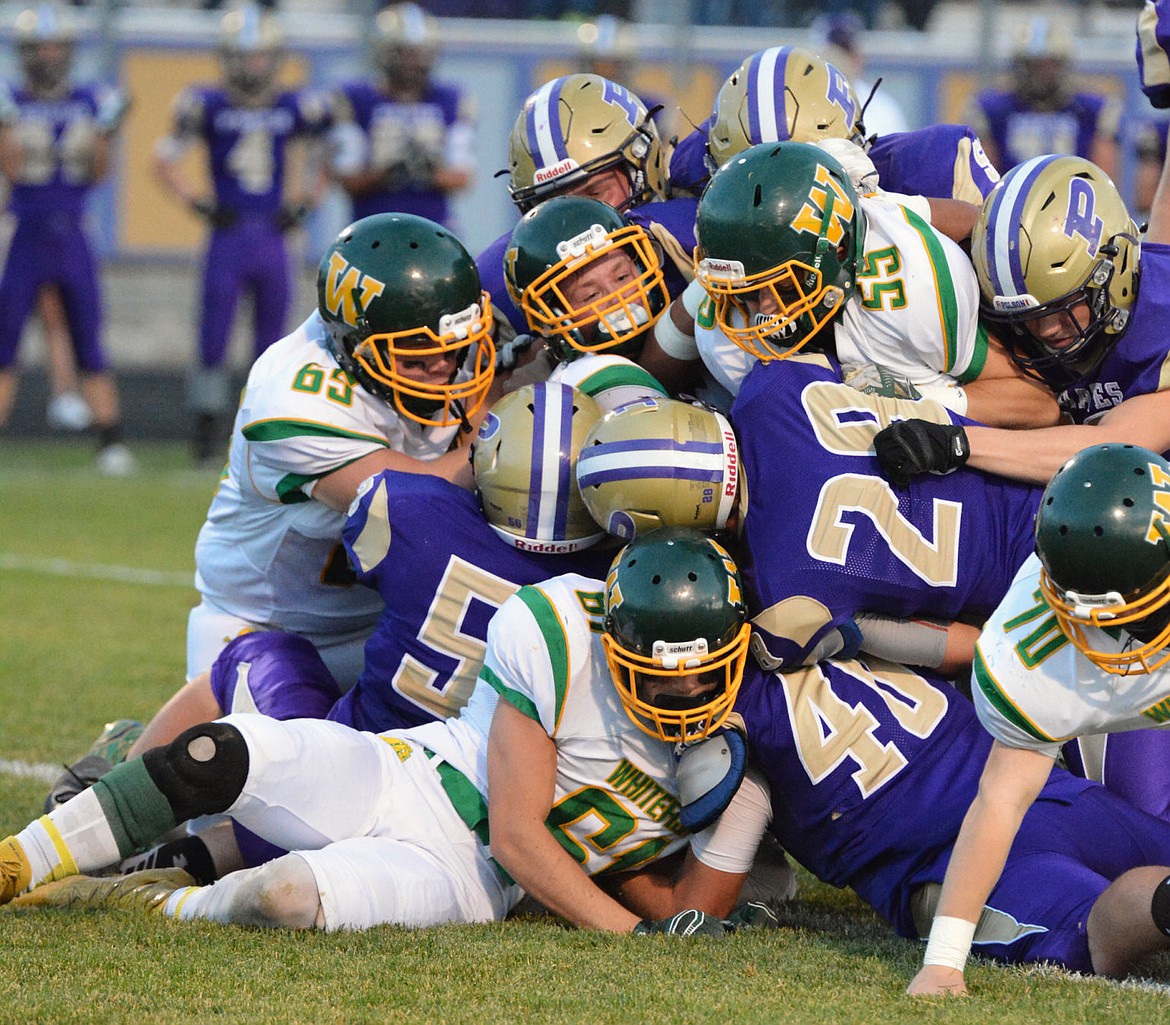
(16, 791), (121, 886)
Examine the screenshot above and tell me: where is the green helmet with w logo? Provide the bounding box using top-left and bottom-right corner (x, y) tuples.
(317, 213), (495, 428)
(694, 141), (865, 361)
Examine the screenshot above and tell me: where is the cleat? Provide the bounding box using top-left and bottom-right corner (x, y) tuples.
(11, 868), (196, 911)
(97, 442), (138, 477)
(44, 719), (145, 813)
(1, 836), (32, 905)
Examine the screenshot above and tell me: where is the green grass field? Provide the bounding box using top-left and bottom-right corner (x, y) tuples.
(2, 438), (1169, 1023)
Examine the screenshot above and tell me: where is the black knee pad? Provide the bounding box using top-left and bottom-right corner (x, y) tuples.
(142, 722), (250, 822)
(1151, 875), (1170, 938)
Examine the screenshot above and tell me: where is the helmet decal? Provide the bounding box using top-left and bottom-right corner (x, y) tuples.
(1065, 177), (1104, 255)
(321, 251), (387, 328)
(1147, 462), (1170, 545)
(792, 163), (856, 247)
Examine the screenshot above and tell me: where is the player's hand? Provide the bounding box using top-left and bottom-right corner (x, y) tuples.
(815, 137), (880, 193)
(190, 198), (238, 230)
(723, 900), (780, 932)
(873, 419), (969, 487)
(1138, 0), (1170, 109)
(275, 202), (311, 233)
(632, 909), (729, 937)
(907, 964), (969, 997)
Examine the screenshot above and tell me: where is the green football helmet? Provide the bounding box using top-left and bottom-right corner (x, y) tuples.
(473, 382), (605, 553)
(507, 73), (667, 212)
(694, 141), (865, 361)
(1036, 444), (1170, 675)
(317, 213), (495, 429)
(972, 154), (1139, 393)
(504, 196), (669, 363)
(603, 527), (750, 742)
(577, 397), (739, 540)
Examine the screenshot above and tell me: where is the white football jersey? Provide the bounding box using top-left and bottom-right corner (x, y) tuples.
(973, 553), (1170, 758)
(193, 311), (462, 637)
(414, 573), (703, 878)
(693, 195), (987, 406)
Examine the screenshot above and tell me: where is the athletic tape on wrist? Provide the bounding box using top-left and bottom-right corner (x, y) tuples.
(653, 310), (700, 361)
(922, 915), (976, 971)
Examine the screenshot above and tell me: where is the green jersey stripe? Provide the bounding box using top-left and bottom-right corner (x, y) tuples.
(516, 585), (571, 729)
(902, 206), (961, 371)
(243, 418), (390, 446)
(972, 646), (1057, 743)
(480, 664), (540, 722)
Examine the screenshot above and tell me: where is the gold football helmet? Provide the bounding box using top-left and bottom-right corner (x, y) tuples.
(507, 73), (667, 212)
(218, 3), (285, 99)
(373, 3), (439, 84)
(15, 4), (75, 94)
(473, 382), (605, 553)
(576, 397), (739, 541)
(972, 154), (1139, 391)
(707, 46), (864, 171)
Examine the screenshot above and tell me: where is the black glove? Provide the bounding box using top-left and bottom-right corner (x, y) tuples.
(275, 202), (311, 233)
(723, 900), (781, 932)
(873, 419), (970, 487)
(632, 909), (729, 937)
(190, 198), (238, 230)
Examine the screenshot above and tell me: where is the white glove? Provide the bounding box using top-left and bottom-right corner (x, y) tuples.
(815, 137), (880, 194)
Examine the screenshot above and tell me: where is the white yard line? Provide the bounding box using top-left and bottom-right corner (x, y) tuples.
(0, 552), (192, 588)
(0, 758), (62, 784)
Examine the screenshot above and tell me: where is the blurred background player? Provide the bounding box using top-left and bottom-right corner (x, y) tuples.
(966, 15), (1120, 177)
(0, 3), (134, 474)
(329, 3), (475, 229)
(153, 2), (332, 466)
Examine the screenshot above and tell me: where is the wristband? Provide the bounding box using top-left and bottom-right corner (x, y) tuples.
(922, 914), (976, 970)
(653, 308), (700, 361)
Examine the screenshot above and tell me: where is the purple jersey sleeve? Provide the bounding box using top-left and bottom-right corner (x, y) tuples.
(476, 228), (524, 334)
(868, 124), (999, 200)
(333, 470), (615, 731)
(1058, 243), (1170, 424)
(732, 358), (1041, 668)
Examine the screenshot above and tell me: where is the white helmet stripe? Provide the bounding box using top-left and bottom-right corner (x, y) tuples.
(989, 155), (1050, 297)
(528, 78), (567, 170)
(753, 47), (783, 144)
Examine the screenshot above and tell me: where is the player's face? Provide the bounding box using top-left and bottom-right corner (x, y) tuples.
(20, 41), (70, 92)
(1022, 301), (1092, 351)
(560, 249), (646, 340)
(634, 668), (721, 711)
(392, 339), (461, 386)
(561, 167), (633, 209)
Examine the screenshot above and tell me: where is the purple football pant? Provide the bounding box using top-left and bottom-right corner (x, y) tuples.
(198, 216), (291, 368)
(0, 215), (105, 371)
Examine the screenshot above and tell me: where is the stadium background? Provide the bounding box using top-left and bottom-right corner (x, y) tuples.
(0, 0), (1153, 439)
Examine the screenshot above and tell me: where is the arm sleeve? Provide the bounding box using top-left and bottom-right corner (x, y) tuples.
(689, 763), (771, 875)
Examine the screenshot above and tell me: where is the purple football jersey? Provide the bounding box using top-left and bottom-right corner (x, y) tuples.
(174, 85), (330, 217)
(1056, 243), (1170, 423)
(975, 89), (1112, 171)
(332, 470), (615, 731)
(737, 655), (1170, 972)
(732, 357), (1041, 668)
(337, 79), (465, 225)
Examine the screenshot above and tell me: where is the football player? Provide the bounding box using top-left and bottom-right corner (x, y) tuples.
(499, 194), (673, 387)
(477, 73), (698, 340)
(329, 3), (474, 228)
(653, 141), (1058, 427)
(153, 3), (333, 464)
(909, 443), (1170, 995)
(0, 3), (135, 473)
(574, 380), (1034, 676)
(875, 3), (1170, 487)
(966, 16), (1120, 176)
(1, 530), (758, 937)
